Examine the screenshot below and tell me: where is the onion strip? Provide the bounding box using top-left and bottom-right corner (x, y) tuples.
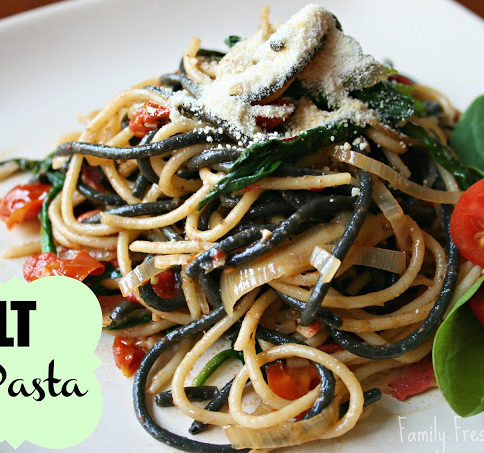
(118, 256), (158, 296)
(331, 148), (461, 204)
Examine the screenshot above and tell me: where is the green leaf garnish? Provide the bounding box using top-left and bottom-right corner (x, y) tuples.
(433, 276), (484, 417)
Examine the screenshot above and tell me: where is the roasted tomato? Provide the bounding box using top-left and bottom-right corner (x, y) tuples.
(129, 101), (170, 138)
(266, 361), (319, 400)
(0, 183), (51, 229)
(112, 336), (147, 377)
(450, 179), (484, 268)
(23, 250), (105, 282)
(151, 268), (179, 299)
(81, 163), (105, 191)
(469, 286), (484, 327)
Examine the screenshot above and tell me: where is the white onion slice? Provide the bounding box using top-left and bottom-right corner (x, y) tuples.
(372, 179), (410, 251)
(154, 254), (191, 269)
(331, 148), (462, 204)
(309, 246), (341, 282)
(220, 223), (345, 314)
(118, 256), (159, 296)
(355, 247), (407, 274)
(225, 400), (338, 449)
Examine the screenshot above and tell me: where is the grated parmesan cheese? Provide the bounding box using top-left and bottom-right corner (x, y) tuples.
(169, 4), (389, 142)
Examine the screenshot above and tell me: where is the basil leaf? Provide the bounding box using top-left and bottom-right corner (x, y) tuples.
(450, 94), (484, 175)
(433, 275), (484, 417)
(197, 121), (365, 210)
(400, 122), (480, 189)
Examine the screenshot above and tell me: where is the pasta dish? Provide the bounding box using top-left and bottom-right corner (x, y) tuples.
(1, 4), (484, 452)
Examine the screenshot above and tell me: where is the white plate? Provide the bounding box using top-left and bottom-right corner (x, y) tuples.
(1, 0), (484, 452)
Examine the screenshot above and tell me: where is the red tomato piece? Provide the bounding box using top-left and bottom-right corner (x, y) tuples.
(76, 209), (101, 222)
(266, 361), (319, 400)
(81, 163), (105, 192)
(0, 183), (51, 229)
(384, 354), (436, 401)
(129, 101), (170, 138)
(23, 250), (105, 282)
(388, 74), (415, 86)
(266, 361), (302, 400)
(112, 337), (147, 377)
(318, 342), (344, 354)
(255, 99), (290, 131)
(126, 292), (140, 303)
(469, 286), (484, 327)
(151, 268), (179, 299)
(241, 184), (260, 193)
(296, 319), (322, 338)
(450, 179), (484, 268)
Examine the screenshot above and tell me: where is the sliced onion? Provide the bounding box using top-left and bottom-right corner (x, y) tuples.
(225, 400), (338, 449)
(372, 179), (410, 251)
(154, 254), (191, 269)
(354, 247), (406, 274)
(309, 244), (406, 275)
(331, 148), (462, 204)
(220, 223), (345, 314)
(310, 246), (341, 282)
(118, 256), (158, 296)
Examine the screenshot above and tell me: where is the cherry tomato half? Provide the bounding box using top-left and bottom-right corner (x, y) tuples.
(23, 250), (105, 282)
(0, 183), (51, 229)
(450, 179), (484, 268)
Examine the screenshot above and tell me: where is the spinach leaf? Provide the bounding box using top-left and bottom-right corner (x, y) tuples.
(450, 94), (484, 175)
(400, 122), (481, 189)
(353, 81), (423, 123)
(197, 121), (365, 210)
(285, 79), (330, 110)
(224, 35), (242, 48)
(433, 275), (484, 417)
